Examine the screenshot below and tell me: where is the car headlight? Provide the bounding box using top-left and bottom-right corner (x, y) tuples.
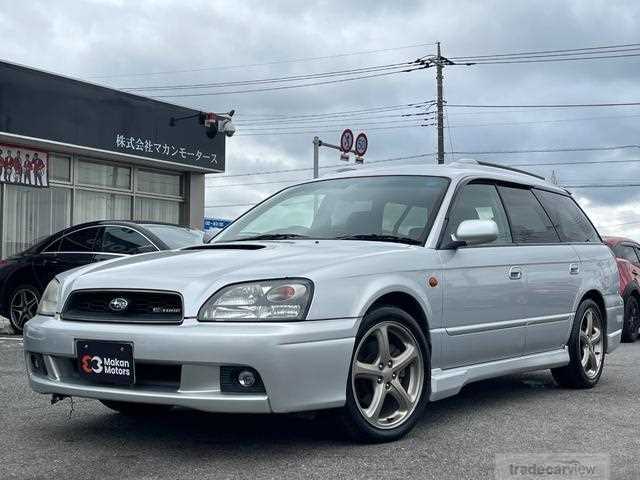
(198, 279), (313, 322)
(37, 279), (60, 317)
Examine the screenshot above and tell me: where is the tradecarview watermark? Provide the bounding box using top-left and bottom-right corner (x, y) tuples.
(495, 454), (610, 480)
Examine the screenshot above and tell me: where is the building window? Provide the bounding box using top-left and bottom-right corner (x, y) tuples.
(77, 159), (131, 190)
(75, 190), (131, 224)
(137, 169), (182, 197)
(2, 185), (71, 258)
(50, 154), (72, 183)
(134, 197), (181, 224)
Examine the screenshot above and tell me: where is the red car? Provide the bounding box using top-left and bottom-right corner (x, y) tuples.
(604, 236), (640, 342)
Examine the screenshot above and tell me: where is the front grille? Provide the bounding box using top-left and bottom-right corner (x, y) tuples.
(62, 290), (183, 324)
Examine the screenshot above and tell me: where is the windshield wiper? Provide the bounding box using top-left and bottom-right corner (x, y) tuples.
(335, 234), (421, 246)
(234, 233), (311, 241)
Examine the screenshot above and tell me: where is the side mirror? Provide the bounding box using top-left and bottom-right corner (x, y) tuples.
(453, 219), (498, 247)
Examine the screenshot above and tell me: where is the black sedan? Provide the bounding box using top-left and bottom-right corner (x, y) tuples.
(0, 220), (205, 333)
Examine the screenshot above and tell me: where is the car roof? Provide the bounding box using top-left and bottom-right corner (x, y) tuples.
(300, 159), (569, 194)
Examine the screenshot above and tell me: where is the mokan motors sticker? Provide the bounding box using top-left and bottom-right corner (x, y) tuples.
(80, 354), (131, 377)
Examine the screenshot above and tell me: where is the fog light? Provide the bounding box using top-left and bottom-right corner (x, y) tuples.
(220, 366), (265, 393)
(30, 353), (47, 376)
(238, 370), (256, 387)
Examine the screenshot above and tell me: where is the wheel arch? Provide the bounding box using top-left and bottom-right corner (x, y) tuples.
(0, 267), (40, 317)
(578, 289), (607, 349)
(363, 290), (431, 349)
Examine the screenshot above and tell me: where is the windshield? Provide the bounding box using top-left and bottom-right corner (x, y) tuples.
(142, 224), (205, 249)
(214, 176), (450, 245)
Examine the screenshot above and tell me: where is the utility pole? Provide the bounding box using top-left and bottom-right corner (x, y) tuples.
(436, 42), (445, 165)
(313, 136), (320, 178)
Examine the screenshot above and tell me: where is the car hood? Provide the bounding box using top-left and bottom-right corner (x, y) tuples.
(63, 240), (417, 316)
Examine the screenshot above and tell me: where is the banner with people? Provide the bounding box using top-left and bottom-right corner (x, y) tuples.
(0, 145), (48, 188)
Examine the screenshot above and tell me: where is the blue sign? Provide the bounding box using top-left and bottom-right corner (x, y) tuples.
(204, 217), (232, 230)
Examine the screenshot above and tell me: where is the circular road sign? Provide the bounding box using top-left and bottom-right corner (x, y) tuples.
(340, 129), (354, 153)
(355, 132), (368, 156)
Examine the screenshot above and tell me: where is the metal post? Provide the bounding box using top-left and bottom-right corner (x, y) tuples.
(436, 42), (445, 165)
(313, 136), (320, 179)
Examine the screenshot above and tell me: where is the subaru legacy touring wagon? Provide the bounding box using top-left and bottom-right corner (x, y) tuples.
(24, 160), (623, 442)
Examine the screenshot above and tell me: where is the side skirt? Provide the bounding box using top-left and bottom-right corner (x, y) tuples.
(429, 348), (569, 401)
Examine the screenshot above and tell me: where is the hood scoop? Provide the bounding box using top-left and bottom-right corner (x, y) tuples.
(184, 244), (266, 251)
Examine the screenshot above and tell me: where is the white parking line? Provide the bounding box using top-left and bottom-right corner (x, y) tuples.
(0, 337), (23, 342)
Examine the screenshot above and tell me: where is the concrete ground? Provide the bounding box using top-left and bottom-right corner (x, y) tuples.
(1, 337), (638, 480)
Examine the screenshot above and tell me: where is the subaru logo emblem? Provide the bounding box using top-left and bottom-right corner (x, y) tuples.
(109, 297), (129, 312)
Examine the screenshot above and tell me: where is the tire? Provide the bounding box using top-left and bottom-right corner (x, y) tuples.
(100, 400), (174, 416)
(552, 299), (606, 389)
(8, 284), (41, 334)
(339, 306), (431, 443)
(622, 295), (640, 343)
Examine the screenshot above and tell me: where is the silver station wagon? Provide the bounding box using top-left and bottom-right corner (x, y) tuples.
(24, 160), (623, 442)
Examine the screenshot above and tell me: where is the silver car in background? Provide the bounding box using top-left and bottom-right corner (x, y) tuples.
(24, 160), (623, 442)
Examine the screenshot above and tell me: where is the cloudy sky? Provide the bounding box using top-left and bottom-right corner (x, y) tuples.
(3, 0), (640, 237)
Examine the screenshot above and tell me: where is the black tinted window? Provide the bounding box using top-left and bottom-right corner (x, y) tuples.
(533, 190), (599, 243)
(497, 186), (559, 244)
(101, 227), (156, 255)
(444, 183), (512, 245)
(612, 244), (639, 264)
(59, 227), (102, 253)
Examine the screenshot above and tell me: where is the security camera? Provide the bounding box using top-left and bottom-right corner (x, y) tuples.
(220, 118), (236, 137)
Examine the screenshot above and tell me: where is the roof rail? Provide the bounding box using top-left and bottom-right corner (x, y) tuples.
(476, 161), (546, 181)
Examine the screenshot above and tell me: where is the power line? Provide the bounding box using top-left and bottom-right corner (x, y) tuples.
(239, 117), (434, 132)
(449, 42), (640, 61)
(451, 145), (640, 155)
(462, 52), (640, 65)
(447, 101), (640, 108)
(124, 62), (414, 91)
(236, 122), (437, 137)
(88, 41), (437, 79)
(237, 101), (433, 120)
(236, 111), (436, 127)
(153, 65), (427, 98)
(445, 113), (640, 129)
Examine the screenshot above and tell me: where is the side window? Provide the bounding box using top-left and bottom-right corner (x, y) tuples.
(101, 227), (156, 255)
(497, 186), (559, 244)
(533, 190), (599, 243)
(444, 183), (512, 245)
(612, 244), (639, 264)
(58, 227), (103, 253)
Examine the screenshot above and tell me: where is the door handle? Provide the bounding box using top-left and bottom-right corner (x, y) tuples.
(508, 266), (522, 280)
(569, 263), (580, 275)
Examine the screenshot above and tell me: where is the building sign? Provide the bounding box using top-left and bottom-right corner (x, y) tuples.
(204, 217), (233, 230)
(0, 61), (225, 172)
(0, 144), (48, 187)
(115, 134), (220, 169)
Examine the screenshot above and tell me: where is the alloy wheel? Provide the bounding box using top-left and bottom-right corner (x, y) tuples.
(10, 288), (39, 331)
(579, 307), (604, 379)
(351, 321), (424, 429)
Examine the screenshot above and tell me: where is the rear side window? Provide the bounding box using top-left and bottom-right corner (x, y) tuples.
(612, 244), (639, 264)
(533, 190), (599, 243)
(497, 186), (559, 244)
(58, 227), (103, 253)
(444, 183), (512, 245)
(101, 227), (156, 255)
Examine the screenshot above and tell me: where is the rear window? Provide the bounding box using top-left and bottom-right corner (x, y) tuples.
(533, 190), (599, 243)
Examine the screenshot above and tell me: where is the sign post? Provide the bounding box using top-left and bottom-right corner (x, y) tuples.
(313, 130), (369, 177)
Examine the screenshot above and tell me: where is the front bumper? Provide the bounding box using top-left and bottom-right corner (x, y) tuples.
(23, 315), (358, 413)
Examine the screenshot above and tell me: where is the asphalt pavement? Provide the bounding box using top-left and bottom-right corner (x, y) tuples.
(1, 336), (639, 480)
